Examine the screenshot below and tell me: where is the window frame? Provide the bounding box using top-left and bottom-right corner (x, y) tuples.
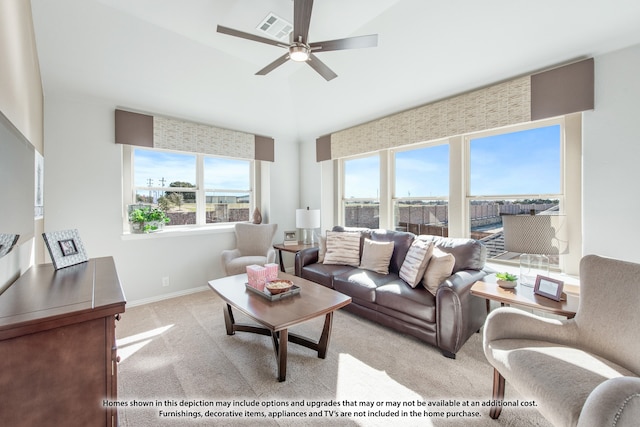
(333, 115), (581, 274)
(391, 140), (450, 233)
(338, 152), (382, 228)
(122, 145), (255, 233)
(464, 118), (566, 269)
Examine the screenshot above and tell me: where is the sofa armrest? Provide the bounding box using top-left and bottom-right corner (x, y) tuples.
(221, 248), (241, 265)
(436, 269), (488, 356)
(578, 377), (640, 427)
(266, 247), (277, 265)
(295, 247), (319, 276)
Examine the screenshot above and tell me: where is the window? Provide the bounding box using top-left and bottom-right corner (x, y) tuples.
(393, 143), (449, 235)
(126, 147), (253, 229)
(467, 123), (564, 267)
(342, 155), (380, 228)
(333, 116), (579, 273)
(204, 157), (252, 224)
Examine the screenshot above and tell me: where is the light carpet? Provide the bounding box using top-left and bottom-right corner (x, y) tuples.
(115, 290), (551, 427)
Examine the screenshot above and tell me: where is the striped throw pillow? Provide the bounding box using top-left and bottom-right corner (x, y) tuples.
(323, 231), (361, 267)
(399, 239), (434, 288)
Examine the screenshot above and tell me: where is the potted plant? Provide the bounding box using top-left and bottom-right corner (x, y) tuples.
(128, 206), (170, 233)
(495, 272), (518, 289)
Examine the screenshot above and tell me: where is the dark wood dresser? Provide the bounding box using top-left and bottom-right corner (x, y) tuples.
(0, 256), (126, 426)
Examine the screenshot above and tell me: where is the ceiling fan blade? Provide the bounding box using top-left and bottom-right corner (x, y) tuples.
(293, 0), (313, 43)
(307, 53), (337, 81)
(255, 53), (291, 76)
(310, 34), (378, 52)
(217, 25), (287, 48)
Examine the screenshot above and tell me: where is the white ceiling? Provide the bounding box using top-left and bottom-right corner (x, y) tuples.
(31, 0), (640, 142)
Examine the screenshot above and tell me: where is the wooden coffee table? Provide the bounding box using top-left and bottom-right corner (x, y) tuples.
(208, 272), (351, 381)
(471, 279), (580, 318)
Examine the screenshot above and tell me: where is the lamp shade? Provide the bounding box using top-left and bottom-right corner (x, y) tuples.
(296, 208), (320, 229)
(503, 214), (567, 255)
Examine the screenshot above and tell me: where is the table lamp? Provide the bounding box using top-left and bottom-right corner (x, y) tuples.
(503, 213), (567, 286)
(296, 207), (320, 245)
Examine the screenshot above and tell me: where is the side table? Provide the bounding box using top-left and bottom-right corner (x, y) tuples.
(471, 279), (580, 319)
(273, 242), (318, 272)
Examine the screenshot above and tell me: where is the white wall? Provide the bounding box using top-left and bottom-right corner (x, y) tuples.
(43, 93), (300, 303)
(583, 43), (640, 264)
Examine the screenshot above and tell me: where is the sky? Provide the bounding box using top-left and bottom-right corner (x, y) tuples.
(134, 149), (250, 191)
(345, 124), (561, 199)
(135, 125), (560, 199)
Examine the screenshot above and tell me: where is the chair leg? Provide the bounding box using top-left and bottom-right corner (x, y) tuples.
(490, 368), (505, 419)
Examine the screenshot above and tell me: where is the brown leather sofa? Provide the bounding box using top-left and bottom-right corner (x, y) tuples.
(295, 227), (488, 358)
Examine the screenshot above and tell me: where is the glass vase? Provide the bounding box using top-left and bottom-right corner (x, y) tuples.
(519, 253), (549, 287)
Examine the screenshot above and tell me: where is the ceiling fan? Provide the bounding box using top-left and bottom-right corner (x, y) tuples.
(217, 0), (378, 81)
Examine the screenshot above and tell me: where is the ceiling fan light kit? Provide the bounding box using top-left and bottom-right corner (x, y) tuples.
(217, 0), (378, 81)
(289, 43), (310, 62)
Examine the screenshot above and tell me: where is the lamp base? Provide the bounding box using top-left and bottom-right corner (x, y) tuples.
(519, 253), (549, 287)
(300, 228), (315, 245)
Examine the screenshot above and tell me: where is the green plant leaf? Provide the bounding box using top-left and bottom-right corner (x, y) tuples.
(496, 272), (517, 281)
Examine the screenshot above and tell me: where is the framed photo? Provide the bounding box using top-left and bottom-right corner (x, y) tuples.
(284, 230), (297, 241)
(42, 229), (88, 270)
(58, 239), (79, 256)
(534, 275), (564, 301)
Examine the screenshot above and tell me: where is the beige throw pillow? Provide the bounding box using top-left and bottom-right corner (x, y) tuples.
(359, 238), (395, 274)
(317, 233), (327, 263)
(400, 240), (434, 288)
(422, 248), (455, 295)
(323, 231), (361, 267)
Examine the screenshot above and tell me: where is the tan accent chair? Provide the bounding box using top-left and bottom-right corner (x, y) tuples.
(221, 223), (277, 276)
(483, 254), (640, 426)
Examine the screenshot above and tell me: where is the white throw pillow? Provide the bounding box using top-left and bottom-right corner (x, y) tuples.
(400, 240), (434, 288)
(323, 231), (361, 267)
(359, 238), (395, 274)
(422, 248), (455, 295)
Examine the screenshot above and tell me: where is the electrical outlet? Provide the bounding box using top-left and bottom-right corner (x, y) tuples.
(162, 277), (170, 287)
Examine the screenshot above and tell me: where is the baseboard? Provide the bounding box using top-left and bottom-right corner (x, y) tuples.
(126, 285), (210, 308)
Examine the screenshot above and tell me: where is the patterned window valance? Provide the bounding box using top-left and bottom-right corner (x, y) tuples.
(115, 109), (274, 162)
(318, 58), (593, 161)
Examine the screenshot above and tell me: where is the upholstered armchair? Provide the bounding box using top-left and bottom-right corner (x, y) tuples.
(483, 254), (640, 426)
(221, 222), (277, 276)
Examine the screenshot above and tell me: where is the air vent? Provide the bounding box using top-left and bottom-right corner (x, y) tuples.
(256, 12), (293, 42)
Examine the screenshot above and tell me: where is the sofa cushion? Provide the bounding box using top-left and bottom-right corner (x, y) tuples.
(323, 231), (361, 267)
(423, 248), (455, 295)
(300, 262), (353, 288)
(375, 282), (436, 323)
(399, 239), (434, 288)
(333, 269), (397, 303)
(360, 238), (395, 274)
(370, 230), (415, 274)
(418, 236), (486, 273)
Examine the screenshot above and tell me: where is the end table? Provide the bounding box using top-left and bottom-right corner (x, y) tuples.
(273, 242), (318, 272)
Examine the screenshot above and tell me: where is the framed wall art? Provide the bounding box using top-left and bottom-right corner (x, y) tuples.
(42, 229), (88, 270)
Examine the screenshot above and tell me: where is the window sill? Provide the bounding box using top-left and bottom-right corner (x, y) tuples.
(121, 223), (235, 240)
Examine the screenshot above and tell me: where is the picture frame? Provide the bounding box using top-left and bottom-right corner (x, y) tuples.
(534, 275), (564, 302)
(42, 229), (88, 270)
(283, 230), (298, 246)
